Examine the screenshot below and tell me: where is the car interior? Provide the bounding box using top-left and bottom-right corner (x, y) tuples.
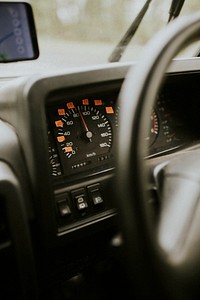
(1, 1), (200, 299)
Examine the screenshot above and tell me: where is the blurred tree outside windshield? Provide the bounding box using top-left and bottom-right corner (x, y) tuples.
(28, 0), (200, 66)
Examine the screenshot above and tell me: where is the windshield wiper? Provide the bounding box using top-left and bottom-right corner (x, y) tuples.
(167, 1), (200, 57)
(108, 0), (152, 63)
(168, 0), (185, 23)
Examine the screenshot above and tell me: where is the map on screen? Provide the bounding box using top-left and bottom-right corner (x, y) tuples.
(0, 3), (38, 62)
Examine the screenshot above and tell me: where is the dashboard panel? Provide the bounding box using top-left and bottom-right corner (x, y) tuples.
(46, 72), (200, 185)
(1, 61), (198, 241)
(44, 70), (200, 233)
(1, 60), (200, 299)
(46, 82), (121, 233)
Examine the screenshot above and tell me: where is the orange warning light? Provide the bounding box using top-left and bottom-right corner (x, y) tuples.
(58, 108), (65, 116)
(67, 102), (75, 109)
(55, 120), (64, 127)
(57, 136), (65, 143)
(82, 99), (89, 105)
(106, 106), (114, 114)
(64, 146), (73, 153)
(94, 99), (102, 106)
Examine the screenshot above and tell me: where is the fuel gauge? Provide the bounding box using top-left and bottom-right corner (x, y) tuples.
(48, 130), (62, 177)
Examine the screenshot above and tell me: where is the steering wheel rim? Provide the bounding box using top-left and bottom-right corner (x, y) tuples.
(117, 12), (200, 299)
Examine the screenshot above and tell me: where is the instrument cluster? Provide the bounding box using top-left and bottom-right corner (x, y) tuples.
(46, 79), (200, 181)
(47, 85), (119, 180)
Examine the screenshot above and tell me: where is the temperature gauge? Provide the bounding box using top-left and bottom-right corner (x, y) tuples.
(149, 109), (159, 146)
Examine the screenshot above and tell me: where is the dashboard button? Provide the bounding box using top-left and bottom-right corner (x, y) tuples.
(88, 184), (104, 208)
(91, 190), (103, 205)
(57, 200), (71, 217)
(72, 189), (88, 212)
(75, 195), (88, 211)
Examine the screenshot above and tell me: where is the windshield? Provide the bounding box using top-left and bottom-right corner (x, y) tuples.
(2, 0), (200, 76)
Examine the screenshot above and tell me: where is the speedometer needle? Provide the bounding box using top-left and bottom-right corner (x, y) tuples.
(78, 109), (93, 142)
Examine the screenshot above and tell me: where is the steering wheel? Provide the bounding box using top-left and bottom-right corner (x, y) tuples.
(117, 12), (200, 300)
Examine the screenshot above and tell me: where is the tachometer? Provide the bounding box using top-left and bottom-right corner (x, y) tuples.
(149, 109), (159, 146)
(145, 109), (159, 147)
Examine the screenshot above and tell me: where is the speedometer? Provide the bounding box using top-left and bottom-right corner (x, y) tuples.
(56, 103), (112, 161)
(48, 96), (116, 177)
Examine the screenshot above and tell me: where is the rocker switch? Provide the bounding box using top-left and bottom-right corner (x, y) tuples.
(57, 200), (71, 217)
(91, 189), (104, 205)
(74, 194), (88, 211)
(88, 184), (104, 207)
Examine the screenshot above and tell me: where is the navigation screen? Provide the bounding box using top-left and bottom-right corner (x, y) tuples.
(0, 2), (39, 62)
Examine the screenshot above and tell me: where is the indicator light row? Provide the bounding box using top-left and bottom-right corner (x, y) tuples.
(66, 99), (103, 109)
(56, 100), (114, 116)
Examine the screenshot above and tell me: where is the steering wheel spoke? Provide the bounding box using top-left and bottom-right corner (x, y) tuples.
(158, 152), (200, 261)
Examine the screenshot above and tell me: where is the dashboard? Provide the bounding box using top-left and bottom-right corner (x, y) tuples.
(0, 59), (200, 298)
(0, 61), (200, 247)
(47, 71), (200, 181)
(43, 67), (200, 235)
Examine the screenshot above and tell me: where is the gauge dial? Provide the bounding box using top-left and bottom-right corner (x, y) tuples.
(149, 109), (159, 146)
(48, 96), (117, 176)
(48, 130), (62, 176)
(55, 104), (113, 165)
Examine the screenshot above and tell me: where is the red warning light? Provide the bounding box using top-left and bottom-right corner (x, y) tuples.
(55, 120), (64, 127)
(57, 136), (65, 143)
(94, 99), (102, 106)
(64, 146), (73, 153)
(106, 106), (114, 114)
(58, 109), (65, 116)
(82, 99), (89, 105)
(67, 102), (75, 109)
